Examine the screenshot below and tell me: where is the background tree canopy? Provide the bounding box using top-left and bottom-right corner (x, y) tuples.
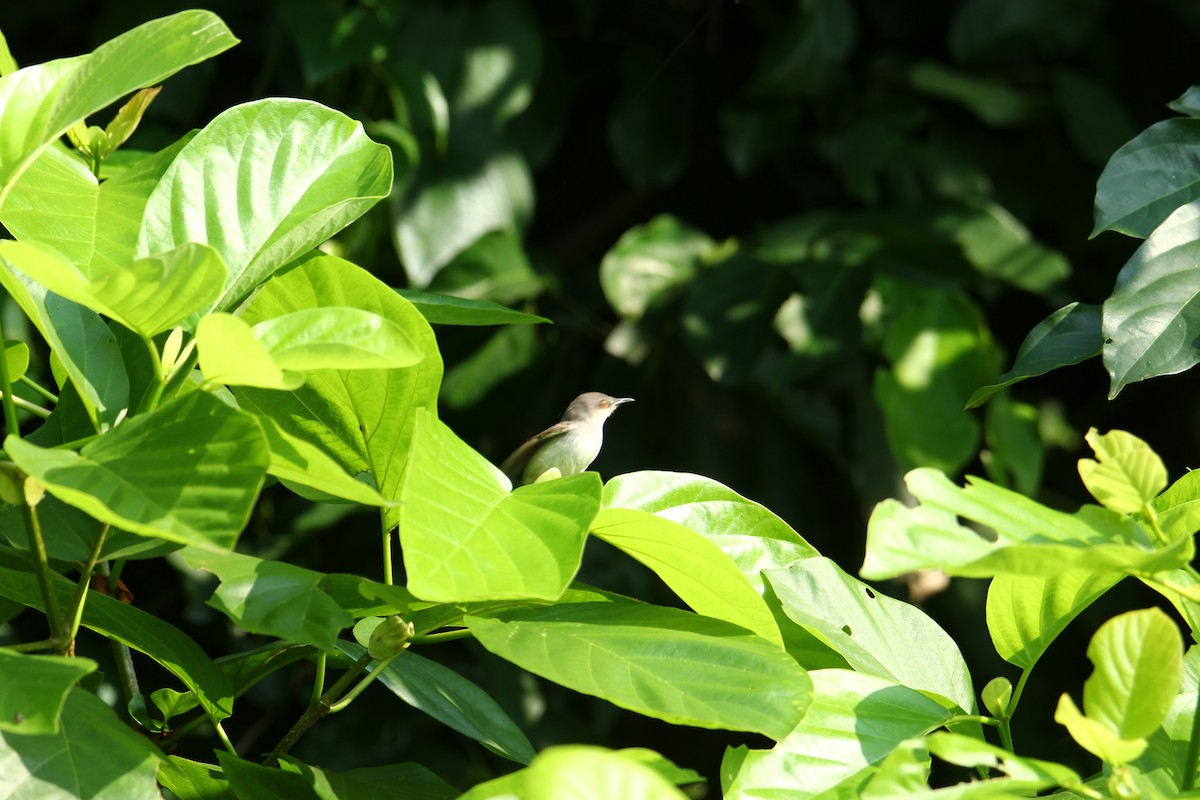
(6, 0), (1200, 792)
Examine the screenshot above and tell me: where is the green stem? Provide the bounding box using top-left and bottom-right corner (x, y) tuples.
(0, 391), (50, 418)
(137, 334), (166, 414)
(1182, 688), (1200, 790)
(409, 628), (472, 644)
(380, 508), (394, 585)
(18, 374), (58, 403)
(264, 652), (374, 766)
(97, 561), (139, 706)
(328, 653), (397, 713)
(0, 325), (22, 439)
(1140, 503), (1169, 547)
(61, 525), (109, 646)
(309, 651), (327, 706)
(214, 720), (237, 755)
(22, 503), (65, 644)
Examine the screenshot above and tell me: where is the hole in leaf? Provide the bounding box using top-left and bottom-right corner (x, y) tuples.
(864, 587), (875, 599)
(841, 624), (852, 635)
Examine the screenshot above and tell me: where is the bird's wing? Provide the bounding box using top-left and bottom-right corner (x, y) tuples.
(500, 422), (572, 484)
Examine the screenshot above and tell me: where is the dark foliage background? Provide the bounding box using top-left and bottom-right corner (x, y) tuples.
(6, 0), (1200, 790)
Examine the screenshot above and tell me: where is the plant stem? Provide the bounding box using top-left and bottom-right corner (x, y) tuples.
(309, 651), (327, 706)
(0, 324), (22, 439)
(265, 652), (374, 766)
(380, 508), (394, 585)
(96, 560), (140, 705)
(214, 721), (237, 755)
(22, 503), (65, 644)
(61, 525), (109, 646)
(410, 628), (472, 644)
(18, 374), (58, 403)
(0, 391), (50, 418)
(328, 653), (397, 713)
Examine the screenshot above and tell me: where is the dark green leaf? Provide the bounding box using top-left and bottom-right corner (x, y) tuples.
(278, 755), (459, 800)
(157, 757), (234, 800)
(0, 650), (97, 734)
(1092, 118), (1200, 239)
(396, 288), (549, 326)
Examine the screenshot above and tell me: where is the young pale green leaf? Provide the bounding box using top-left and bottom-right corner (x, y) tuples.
(966, 302), (1101, 408)
(724, 669), (952, 800)
(864, 732), (1084, 798)
(256, 415), (387, 507)
(6, 391), (269, 549)
(460, 746), (690, 800)
(862, 468), (1192, 580)
(1102, 200), (1200, 396)
(602, 470), (817, 591)
(136, 98), (392, 322)
(395, 288), (550, 326)
(336, 641), (536, 765)
(0, 241), (129, 427)
(233, 252), (442, 528)
(101, 86), (160, 156)
(982, 677), (1012, 718)
(196, 313), (303, 390)
(183, 549), (352, 651)
(1153, 468), (1200, 541)
(278, 756), (459, 800)
(590, 507), (783, 646)
(766, 559), (975, 713)
(0, 563), (235, 722)
(1077, 428), (1167, 514)
(401, 410), (599, 601)
(600, 215), (713, 319)
(3, 339), (28, 381)
(1093, 118), (1200, 238)
(0, 650), (97, 734)
(0, 10), (236, 206)
(466, 601), (812, 740)
(1055, 694), (1147, 764)
(0, 689), (163, 800)
(253, 307), (423, 370)
(1083, 608), (1183, 740)
(987, 572), (1122, 670)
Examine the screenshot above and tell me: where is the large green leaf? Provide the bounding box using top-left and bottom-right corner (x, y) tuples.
(1082, 608), (1182, 740)
(337, 641), (536, 765)
(1102, 199), (1200, 396)
(0, 563), (235, 722)
(1077, 428), (1167, 514)
(0, 240), (129, 428)
(0, 650), (96, 734)
(0, 689), (162, 800)
(967, 302), (1101, 407)
(461, 746), (690, 800)
(1093, 118), (1200, 239)
(766, 558), (974, 713)
(0, 10), (236, 207)
(987, 572), (1122, 670)
(156, 757), (234, 800)
(590, 507), (783, 646)
(466, 601), (812, 740)
(723, 670), (952, 800)
(256, 415), (388, 507)
(135, 98), (392, 321)
(233, 252), (442, 526)
(862, 468), (1193, 579)
(6, 391), (269, 549)
(400, 409), (599, 601)
(395, 288), (549, 326)
(278, 756), (459, 800)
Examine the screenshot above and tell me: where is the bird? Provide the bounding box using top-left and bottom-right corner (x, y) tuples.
(500, 392), (634, 487)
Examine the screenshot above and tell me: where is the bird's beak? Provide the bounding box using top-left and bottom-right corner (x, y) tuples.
(614, 397), (635, 407)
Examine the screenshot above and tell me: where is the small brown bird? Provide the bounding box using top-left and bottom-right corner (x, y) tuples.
(501, 392), (634, 486)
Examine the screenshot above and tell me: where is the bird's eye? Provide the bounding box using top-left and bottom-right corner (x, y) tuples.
(599, 399), (610, 408)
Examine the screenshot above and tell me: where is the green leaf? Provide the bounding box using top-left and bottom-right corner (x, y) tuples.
(600, 215), (713, 319)
(1055, 694), (1146, 764)
(157, 757), (234, 800)
(255, 307), (423, 370)
(216, 752), (316, 800)
(0, 650), (97, 734)
(401, 409), (599, 601)
(196, 312), (303, 390)
(395, 288), (549, 325)
(6, 391), (269, 549)
(233, 252), (442, 528)
(873, 289), (996, 473)
(1077, 428), (1167, 514)
(967, 302), (1102, 407)
(982, 393), (1043, 495)
(101, 86), (161, 156)
(591, 507), (783, 646)
(1084, 608), (1182, 739)
(0, 563), (235, 722)
(766, 558), (975, 713)
(3, 339), (28, 381)
(336, 641), (536, 765)
(135, 98), (392, 322)
(1168, 86), (1200, 118)
(527, 746), (691, 800)
(466, 600), (812, 740)
(278, 756), (459, 800)
(982, 677), (1012, 717)
(862, 468), (1193, 580)
(0, 689), (162, 800)
(723, 669), (952, 800)
(1092, 118), (1200, 238)
(1102, 200), (1200, 396)
(425, 228), (542, 305)
(987, 572), (1121, 670)
(0, 10), (237, 205)
(257, 415), (388, 507)
(0, 238), (227, 338)
(0, 241), (130, 428)
(182, 548), (415, 651)
(909, 61), (1035, 126)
